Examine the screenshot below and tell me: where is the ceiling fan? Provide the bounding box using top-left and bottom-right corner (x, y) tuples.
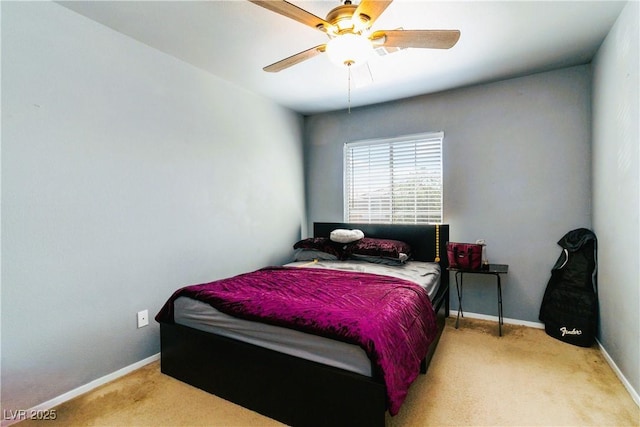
(249, 0), (461, 72)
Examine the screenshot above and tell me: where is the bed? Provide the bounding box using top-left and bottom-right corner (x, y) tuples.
(156, 222), (450, 427)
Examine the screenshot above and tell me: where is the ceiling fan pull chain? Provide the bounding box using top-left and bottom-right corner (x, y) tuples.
(348, 65), (352, 114)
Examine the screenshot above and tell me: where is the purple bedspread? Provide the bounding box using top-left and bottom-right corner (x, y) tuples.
(155, 266), (437, 415)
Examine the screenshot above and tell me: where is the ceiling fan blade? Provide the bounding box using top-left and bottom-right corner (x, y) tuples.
(372, 29), (461, 49)
(263, 44), (326, 72)
(353, 0), (393, 28)
(249, 0), (331, 32)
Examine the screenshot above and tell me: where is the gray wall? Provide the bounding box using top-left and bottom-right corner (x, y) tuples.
(305, 65), (592, 324)
(2, 2), (305, 411)
(592, 0), (639, 399)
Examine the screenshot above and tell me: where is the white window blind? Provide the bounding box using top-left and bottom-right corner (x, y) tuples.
(344, 132), (443, 224)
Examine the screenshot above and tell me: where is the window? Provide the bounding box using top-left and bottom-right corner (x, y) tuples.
(344, 132), (443, 224)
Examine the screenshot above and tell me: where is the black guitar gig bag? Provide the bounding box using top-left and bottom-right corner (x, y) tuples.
(539, 228), (598, 347)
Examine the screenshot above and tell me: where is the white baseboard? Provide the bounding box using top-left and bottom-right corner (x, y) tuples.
(596, 340), (640, 407)
(455, 311), (639, 408)
(1, 353), (160, 427)
(454, 310), (545, 329)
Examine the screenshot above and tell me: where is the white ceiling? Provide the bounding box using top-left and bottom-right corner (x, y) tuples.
(57, 1), (626, 115)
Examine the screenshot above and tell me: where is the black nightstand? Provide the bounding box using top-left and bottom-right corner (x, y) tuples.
(448, 264), (509, 336)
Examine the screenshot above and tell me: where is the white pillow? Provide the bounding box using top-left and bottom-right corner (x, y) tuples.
(330, 228), (365, 243)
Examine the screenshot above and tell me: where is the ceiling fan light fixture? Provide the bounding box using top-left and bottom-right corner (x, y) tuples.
(326, 33), (374, 67)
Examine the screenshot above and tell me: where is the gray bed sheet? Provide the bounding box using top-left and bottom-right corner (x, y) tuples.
(173, 260), (441, 377)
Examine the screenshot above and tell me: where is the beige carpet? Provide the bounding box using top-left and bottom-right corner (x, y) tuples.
(18, 318), (640, 426)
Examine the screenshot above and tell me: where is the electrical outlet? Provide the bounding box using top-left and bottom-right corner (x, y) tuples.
(137, 309), (149, 328)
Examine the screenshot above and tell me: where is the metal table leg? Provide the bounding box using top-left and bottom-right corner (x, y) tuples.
(455, 271), (464, 329)
(496, 273), (503, 336)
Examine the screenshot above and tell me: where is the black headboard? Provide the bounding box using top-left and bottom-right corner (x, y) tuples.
(313, 222), (449, 267)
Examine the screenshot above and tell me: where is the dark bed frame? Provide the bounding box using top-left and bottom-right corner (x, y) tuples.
(159, 222), (450, 427)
